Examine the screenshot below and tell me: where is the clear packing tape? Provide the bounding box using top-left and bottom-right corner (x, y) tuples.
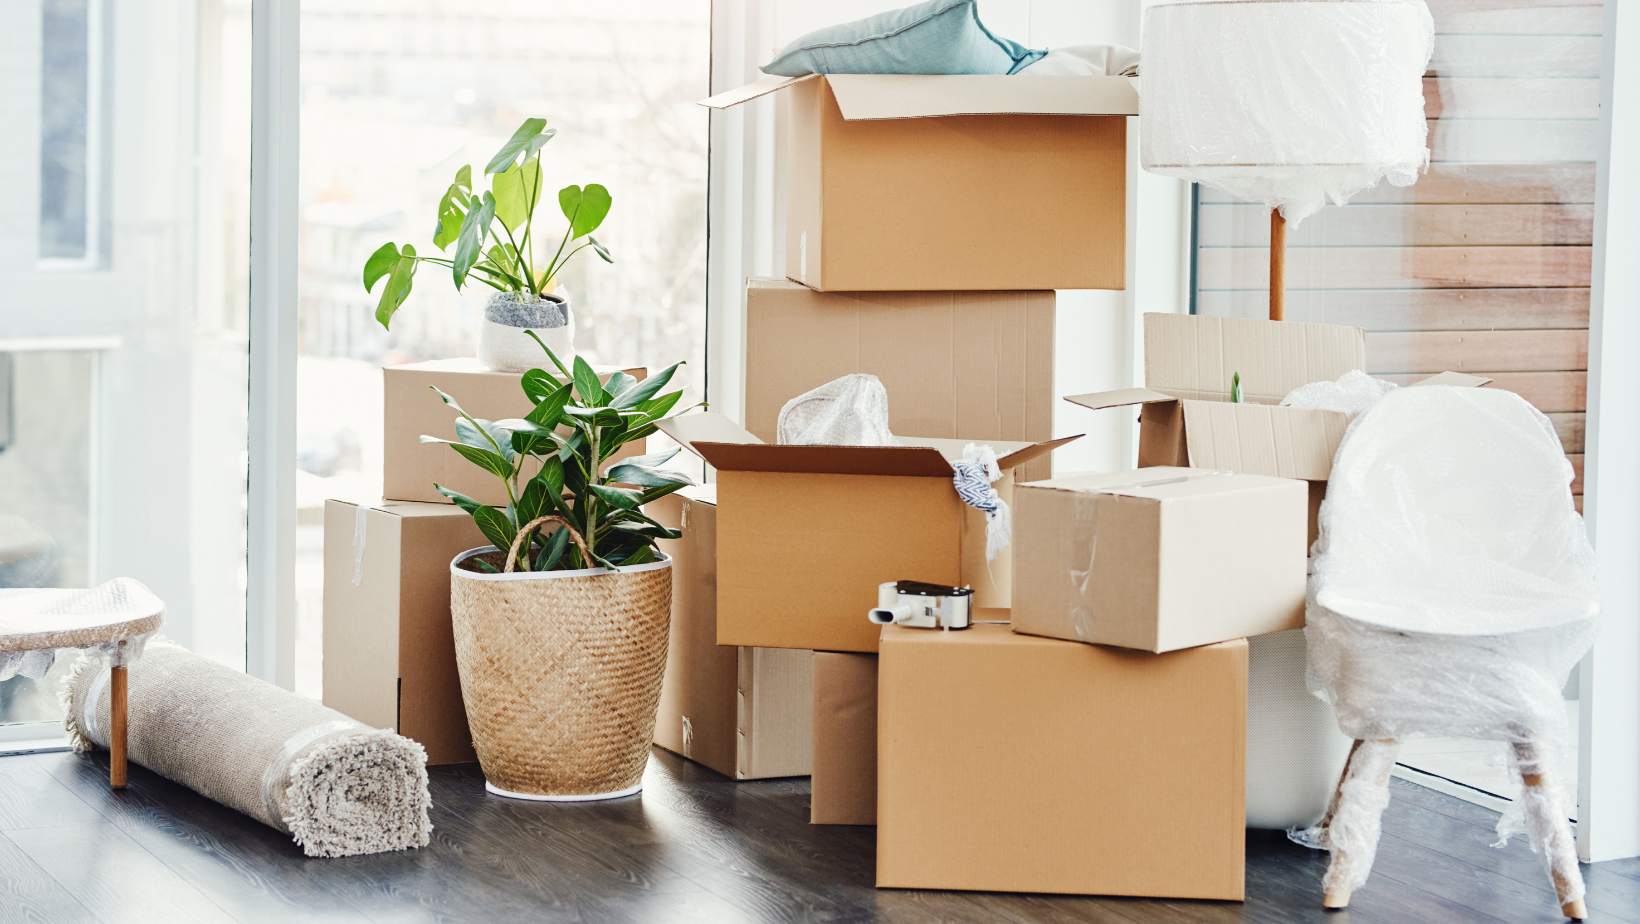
(1301, 386), (1597, 892)
(1140, 0), (1435, 225)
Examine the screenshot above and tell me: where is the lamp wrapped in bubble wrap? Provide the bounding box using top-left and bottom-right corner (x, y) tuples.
(1140, 0), (1434, 318)
(1298, 385), (1597, 918)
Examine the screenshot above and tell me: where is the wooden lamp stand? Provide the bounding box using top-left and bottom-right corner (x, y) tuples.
(1269, 208), (1286, 322)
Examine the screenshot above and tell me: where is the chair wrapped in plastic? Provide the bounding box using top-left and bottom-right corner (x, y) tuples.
(0, 578), (165, 788)
(1302, 386), (1597, 919)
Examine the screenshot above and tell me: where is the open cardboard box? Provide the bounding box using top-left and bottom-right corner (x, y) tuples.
(701, 74), (1136, 292)
(1067, 314), (1490, 538)
(656, 412), (1076, 653)
(744, 278), (1056, 483)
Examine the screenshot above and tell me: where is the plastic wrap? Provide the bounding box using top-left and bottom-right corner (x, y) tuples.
(1303, 385), (1596, 899)
(477, 290), (574, 373)
(1140, 0), (1435, 225)
(776, 373), (898, 446)
(0, 578), (165, 681)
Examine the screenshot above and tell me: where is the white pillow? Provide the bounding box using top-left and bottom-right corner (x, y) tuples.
(1016, 44), (1139, 77)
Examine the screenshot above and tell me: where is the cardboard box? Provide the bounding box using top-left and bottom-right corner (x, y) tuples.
(322, 499), (485, 765)
(1066, 314), (1492, 482)
(811, 651), (878, 825)
(744, 279), (1056, 483)
(657, 412), (1075, 653)
(1012, 468), (1307, 652)
(383, 358), (646, 506)
(877, 624), (1247, 898)
(650, 488), (813, 779)
(701, 75), (1136, 292)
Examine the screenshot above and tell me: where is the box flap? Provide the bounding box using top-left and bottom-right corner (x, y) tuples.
(655, 412), (764, 455)
(1144, 314), (1366, 405)
(1411, 371), (1493, 388)
(694, 442), (955, 477)
(1180, 402), (1350, 481)
(1063, 387), (1179, 412)
(896, 434), (1079, 470)
(698, 73), (819, 109)
(826, 74), (1138, 121)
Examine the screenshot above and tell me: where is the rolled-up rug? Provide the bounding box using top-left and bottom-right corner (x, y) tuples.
(63, 640), (431, 858)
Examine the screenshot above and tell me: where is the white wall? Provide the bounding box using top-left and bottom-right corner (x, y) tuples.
(706, 0), (1191, 475)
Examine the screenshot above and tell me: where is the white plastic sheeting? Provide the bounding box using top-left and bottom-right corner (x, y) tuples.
(1140, 0), (1435, 225)
(776, 373), (898, 446)
(1303, 386), (1597, 894)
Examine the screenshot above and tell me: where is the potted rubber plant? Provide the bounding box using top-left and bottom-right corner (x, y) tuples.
(363, 118), (614, 372)
(426, 336), (694, 801)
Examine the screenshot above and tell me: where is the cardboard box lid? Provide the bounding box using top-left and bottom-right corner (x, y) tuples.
(1145, 313), (1368, 405)
(699, 74), (1138, 119)
(1022, 466), (1299, 501)
(657, 412), (1077, 478)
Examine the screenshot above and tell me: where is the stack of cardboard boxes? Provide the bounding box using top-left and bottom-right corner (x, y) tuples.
(318, 68), (1490, 902)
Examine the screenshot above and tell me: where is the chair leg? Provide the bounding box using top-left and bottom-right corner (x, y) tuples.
(109, 664), (128, 790)
(1315, 738), (1365, 846)
(1322, 737), (1400, 910)
(1512, 738), (1586, 920)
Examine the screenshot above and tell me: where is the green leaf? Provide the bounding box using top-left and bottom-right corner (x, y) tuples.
(617, 448), (683, 469)
(619, 546), (656, 566)
(608, 520), (681, 541)
(589, 236), (614, 264)
(492, 157), (543, 233)
(602, 372), (636, 403)
(529, 454), (566, 499)
(427, 385), (470, 418)
(589, 483), (643, 510)
(534, 526), (570, 571)
(520, 369), (568, 405)
(452, 192), (496, 289)
(572, 356), (607, 405)
(638, 482), (688, 505)
(559, 184), (613, 239)
(471, 556), (501, 574)
(470, 505), (517, 557)
(449, 442), (513, 481)
(363, 242), (400, 292)
(1231, 370), (1243, 404)
(605, 461), (695, 489)
(515, 477), (551, 527)
(526, 382), (573, 427)
(609, 362), (682, 409)
(436, 485), (515, 554)
(456, 417), (517, 462)
(523, 331), (576, 380)
(432, 166), (473, 251)
(372, 245), (418, 330)
(486, 118), (551, 175)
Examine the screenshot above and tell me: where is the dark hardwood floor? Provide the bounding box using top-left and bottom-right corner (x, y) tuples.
(1, 746), (1637, 924)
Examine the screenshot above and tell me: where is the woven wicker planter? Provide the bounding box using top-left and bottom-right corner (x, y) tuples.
(449, 546), (672, 801)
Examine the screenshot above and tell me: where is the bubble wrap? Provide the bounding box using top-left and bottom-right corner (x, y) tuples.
(478, 290), (574, 374)
(776, 374), (898, 446)
(0, 578), (165, 681)
(1140, 0), (1434, 225)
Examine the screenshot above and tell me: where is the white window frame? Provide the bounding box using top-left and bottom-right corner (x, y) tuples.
(246, 0), (299, 690)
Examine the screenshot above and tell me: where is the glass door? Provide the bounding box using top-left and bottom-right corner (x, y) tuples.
(1, 0), (254, 746)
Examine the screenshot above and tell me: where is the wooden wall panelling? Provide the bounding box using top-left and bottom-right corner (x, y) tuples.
(1194, 288), (1590, 329)
(1196, 246), (1592, 289)
(1197, 203), (1593, 247)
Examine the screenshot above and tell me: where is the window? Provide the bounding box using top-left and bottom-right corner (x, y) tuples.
(294, 1), (712, 698)
(39, 0), (102, 268)
(1, 0), (254, 739)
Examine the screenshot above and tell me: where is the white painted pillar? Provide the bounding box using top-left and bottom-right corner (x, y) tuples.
(1578, 0), (1640, 864)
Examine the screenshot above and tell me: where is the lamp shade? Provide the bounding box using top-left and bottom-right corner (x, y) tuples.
(1140, 0), (1434, 225)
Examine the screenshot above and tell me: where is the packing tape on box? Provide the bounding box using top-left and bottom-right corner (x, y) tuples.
(1067, 471), (1235, 640)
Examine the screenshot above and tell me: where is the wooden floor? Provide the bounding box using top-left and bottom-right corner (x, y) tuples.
(2, 747), (1638, 924)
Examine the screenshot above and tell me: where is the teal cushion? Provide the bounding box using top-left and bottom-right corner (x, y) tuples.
(763, 0), (1045, 78)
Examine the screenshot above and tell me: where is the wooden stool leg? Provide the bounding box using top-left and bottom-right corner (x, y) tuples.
(110, 664), (128, 789)
(1322, 738), (1400, 910)
(1512, 739), (1586, 920)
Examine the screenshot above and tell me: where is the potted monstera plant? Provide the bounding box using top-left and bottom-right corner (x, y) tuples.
(427, 335), (693, 801)
(363, 118), (613, 372)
